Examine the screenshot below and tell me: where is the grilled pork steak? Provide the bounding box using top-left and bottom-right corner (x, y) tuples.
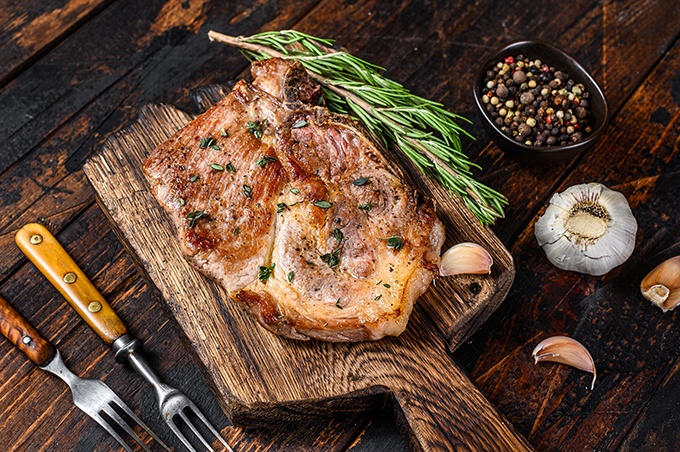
(144, 58), (445, 341)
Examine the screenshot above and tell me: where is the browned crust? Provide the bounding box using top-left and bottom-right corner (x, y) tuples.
(144, 58), (445, 342)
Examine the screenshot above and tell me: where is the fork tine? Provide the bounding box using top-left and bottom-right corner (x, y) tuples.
(185, 403), (234, 452)
(111, 398), (172, 452)
(179, 409), (214, 452)
(102, 403), (153, 452)
(166, 417), (199, 452)
(90, 411), (134, 452)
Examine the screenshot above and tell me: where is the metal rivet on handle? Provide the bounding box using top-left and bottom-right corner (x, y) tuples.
(22, 336), (31, 344)
(63, 272), (77, 284)
(88, 301), (102, 313)
(30, 234), (43, 245)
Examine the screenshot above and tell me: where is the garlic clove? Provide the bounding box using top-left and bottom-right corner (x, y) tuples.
(641, 256), (680, 312)
(439, 242), (493, 276)
(532, 336), (597, 390)
(535, 182), (637, 276)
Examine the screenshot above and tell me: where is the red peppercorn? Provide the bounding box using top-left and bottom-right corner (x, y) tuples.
(541, 64), (550, 72)
(504, 56), (515, 64)
(573, 123), (580, 129)
(564, 121), (570, 126)
(545, 115), (552, 124)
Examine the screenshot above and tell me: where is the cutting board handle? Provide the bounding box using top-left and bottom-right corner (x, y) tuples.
(389, 347), (533, 451)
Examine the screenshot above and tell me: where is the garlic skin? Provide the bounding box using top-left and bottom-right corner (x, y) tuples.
(532, 336), (597, 390)
(641, 256), (680, 312)
(534, 183), (637, 276)
(439, 242), (493, 276)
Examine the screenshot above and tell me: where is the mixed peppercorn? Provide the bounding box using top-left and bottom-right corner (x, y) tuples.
(481, 55), (593, 147)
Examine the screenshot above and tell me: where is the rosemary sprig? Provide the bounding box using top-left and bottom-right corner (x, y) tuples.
(208, 30), (507, 225)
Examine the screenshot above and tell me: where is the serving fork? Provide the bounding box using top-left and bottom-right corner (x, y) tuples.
(16, 222), (234, 452)
(0, 293), (169, 452)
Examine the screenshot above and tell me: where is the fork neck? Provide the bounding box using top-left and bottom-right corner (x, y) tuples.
(39, 349), (80, 389)
(112, 334), (175, 398)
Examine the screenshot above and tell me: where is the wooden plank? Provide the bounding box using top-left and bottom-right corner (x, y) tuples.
(619, 356), (680, 450)
(0, 0), (328, 282)
(0, 0), (116, 87)
(453, 35), (680, 450)
(197, 0), (680, 350)
(0, 205), (374, 451)
(0, 0), (321, 175)
(83, 94), (526, 450)
(0, 0), (678, 449)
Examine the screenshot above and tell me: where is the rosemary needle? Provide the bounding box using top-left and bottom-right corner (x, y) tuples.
(208, 29), (507, 225)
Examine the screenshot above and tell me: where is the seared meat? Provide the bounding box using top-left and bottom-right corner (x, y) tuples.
(144, 58), (445, 341)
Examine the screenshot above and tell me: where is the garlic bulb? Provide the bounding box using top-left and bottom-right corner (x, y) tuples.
(640, 256), (680, 312)
(534, 182), (637, 276)
(532, 336), (597, 390)
(439, 242), (493, 276)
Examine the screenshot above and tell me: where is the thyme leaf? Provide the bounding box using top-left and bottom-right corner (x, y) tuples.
(386, 236), (403, 251)
(259, 263), (275, 282)
(332, 228), (343, 245)
(256, 156), (277, 168)
(353, 177), (370, 186)
(312, 200), (332, 209)
(320, 248), (341, 268)
(199, 137), (215, 148)
(243, 184), (252, 198)
(246, 119), (268, 139)
(292, 119), (308, 129)
(186, 210), (206, 228)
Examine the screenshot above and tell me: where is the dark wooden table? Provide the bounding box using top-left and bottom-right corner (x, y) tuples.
(1, 1), (679, 451)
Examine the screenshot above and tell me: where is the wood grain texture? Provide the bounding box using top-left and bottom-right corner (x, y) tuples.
(16, 223), (128, 346)
(0, 0), (116, 87)
(0, 294), (56, 367)
(1, 0), (679, 450)
(83, 92), (525, 450)
(453, 30), (680, 452)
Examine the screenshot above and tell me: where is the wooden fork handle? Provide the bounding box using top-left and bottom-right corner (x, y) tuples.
(0, 294), (55, 366)
(15, 223), (127, 346)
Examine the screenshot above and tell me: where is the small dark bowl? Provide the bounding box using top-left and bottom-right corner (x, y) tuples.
(473, 40), (609, 164)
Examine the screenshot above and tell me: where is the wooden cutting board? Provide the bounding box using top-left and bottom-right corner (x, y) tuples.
(83, 86), (531, 451)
